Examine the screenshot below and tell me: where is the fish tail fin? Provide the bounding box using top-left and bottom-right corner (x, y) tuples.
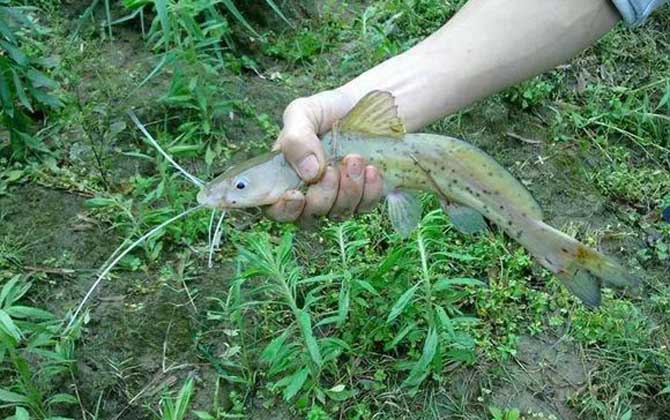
(518, 219), (639, 307)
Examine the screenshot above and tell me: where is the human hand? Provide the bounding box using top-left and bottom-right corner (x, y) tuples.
(266, 90), (384, 223)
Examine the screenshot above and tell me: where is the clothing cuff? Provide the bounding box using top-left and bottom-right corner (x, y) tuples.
(611, 0), (666, 26)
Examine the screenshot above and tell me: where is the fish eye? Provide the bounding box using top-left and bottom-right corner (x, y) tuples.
(234, 177), (248, 190)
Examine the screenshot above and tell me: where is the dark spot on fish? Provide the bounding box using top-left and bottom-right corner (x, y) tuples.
(545, 257), (554, 266)
(488, 171), (493, 176)
(440, 165), (445, 170)
(561, 248), (569, 253)
(451, 169), (456, 173)
(231, 200), (237, 204)
(521, 212), (527, 218)
(499, 205), (504, 210)
(507, 221), (513, 226)
(575, 246), (590, 261)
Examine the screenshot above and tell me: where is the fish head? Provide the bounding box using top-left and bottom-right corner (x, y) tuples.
(197, 151), (300, 209)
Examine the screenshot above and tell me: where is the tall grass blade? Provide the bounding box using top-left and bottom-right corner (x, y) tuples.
(104, 0), (113, 39)
(221, 0), (260, 37)
(264, 0), (293, 27)
(154, 0), (170, 49)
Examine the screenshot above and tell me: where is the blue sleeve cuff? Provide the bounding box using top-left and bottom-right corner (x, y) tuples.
(611, 0), (668, 25)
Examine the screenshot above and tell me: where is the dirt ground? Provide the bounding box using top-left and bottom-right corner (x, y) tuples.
(1, 2), (669, 419)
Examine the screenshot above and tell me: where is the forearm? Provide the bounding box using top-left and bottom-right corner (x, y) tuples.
(336, 0), (621, 131)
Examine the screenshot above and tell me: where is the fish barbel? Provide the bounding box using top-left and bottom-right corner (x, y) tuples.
(197, 91), (637, 305)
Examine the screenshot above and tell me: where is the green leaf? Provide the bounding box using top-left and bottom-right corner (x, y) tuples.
(167, 144), (201, 155)
(0, 274), (21, 306)
(0, 388), (28, 403)
(433, 277), (486, 292)
(193, 411), (215, 420)
(0, 39), (27, 66)
(324, 385), (355, 401)
(0, 309), (22, 341)
(0, 12), (17, 44)
(282, 367), (309, 401)
(27, 85), (63, 108)
(436, 251), (479, 262)
(384, 321), (416, 350)
(0, 67), (14, 117)
(296, 309), (321, 367)
(47, 393), (78, 406)
(354, 279), (379, 296)
(403, 327), (438, 388)
(154, 0), (170, 48)
(11, 406), (30, 420)
(337, 280), (350, 325)
(435, 305), (455, 336)
(221, 0), (260, 37)
(26, 68), (58, 89)
(261, 329), (290, 364)
(5, 305), (54, 320)
(263, 0), (293, 27)
(11, 69), (32, 111)
(85, 197), (117, 208)
(387, 283), (419, 323)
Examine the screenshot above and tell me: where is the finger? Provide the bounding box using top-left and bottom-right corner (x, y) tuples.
(357, 165), (384, 213)
(329, 155), (365, 218)
(301, 166), (340, 222)
(264, 190), (305, 222)
(276, 99), (326, 183)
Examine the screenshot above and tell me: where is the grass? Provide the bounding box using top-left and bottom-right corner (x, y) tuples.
(0, 0), (669, 418)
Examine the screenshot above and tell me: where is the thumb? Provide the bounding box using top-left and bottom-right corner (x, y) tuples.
(276, 122), (325, 183)
(275, 91), (354, 183)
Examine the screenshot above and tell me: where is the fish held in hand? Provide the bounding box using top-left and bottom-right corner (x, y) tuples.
(197, 91), (639, 306)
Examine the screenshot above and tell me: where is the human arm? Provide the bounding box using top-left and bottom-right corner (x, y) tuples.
(268, 0), (622, 222)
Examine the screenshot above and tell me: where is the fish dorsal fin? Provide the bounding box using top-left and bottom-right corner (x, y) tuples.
(440, 200), (489, 235)
(387, 189), (422, 238)
(338, 90), (406, 138)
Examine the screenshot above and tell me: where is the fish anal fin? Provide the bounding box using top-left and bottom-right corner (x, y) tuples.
(556, 268), (602, 307)
(338, 90), (406, 138)
(440, 199), (489, 235)
(387, 190), (422, 238)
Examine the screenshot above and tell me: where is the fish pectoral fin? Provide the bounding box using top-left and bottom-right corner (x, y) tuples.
(387, 190), (422, 238)
(556, 268), (602, 307)
(440, 199), (489, 235)
(338, 91), (406, 138)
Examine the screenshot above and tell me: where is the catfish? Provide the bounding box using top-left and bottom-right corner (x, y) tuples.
(197, 90), (638, 306)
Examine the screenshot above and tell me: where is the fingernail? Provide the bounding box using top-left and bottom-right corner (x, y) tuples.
(298, 155), (319, 180)
(347, 158), (363, 180)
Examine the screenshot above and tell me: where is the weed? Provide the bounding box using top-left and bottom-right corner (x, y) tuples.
(0, 0), (63, 159)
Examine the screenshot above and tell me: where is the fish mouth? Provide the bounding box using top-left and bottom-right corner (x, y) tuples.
(197, 188), (226, 209)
